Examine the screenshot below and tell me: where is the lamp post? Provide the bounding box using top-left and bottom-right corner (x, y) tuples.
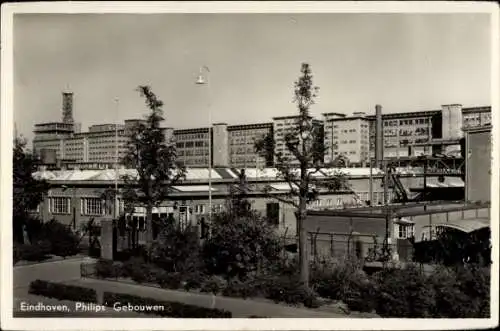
(196, 66), (212, 222)
(114, 97), (120, 220)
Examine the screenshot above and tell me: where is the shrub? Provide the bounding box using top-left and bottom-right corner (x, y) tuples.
(103, 291), (232, 317)
(42, 219), (80, 257)
(343, 278), (377, 313)
(17, 240), (52, 262)
(429, 265), (490, 318)
(372, 265), (435, 317)
(222, 278), (256, 299)
(202, 209), (281, 279)
(29, 280), (97, 303)
(150, 223), (202, 274)
(95, 259), (122, 279)
(310, 258), (364, 301)
(156, 271), (183, 290)
(200, 275), (227, 295)
(121, 257), (150, 283)
(183, 271), (206, 291)
(264, 276), (319, 307)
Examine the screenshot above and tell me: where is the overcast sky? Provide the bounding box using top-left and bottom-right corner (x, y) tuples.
(14, 13), (491, 143)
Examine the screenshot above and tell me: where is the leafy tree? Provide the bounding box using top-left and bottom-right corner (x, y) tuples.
(13, 137), (49, 243)
(255, 63), (349, 285)
(121, 86), (186, 252)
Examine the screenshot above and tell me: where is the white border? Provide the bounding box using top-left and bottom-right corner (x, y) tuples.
(1, 1), (498, 330)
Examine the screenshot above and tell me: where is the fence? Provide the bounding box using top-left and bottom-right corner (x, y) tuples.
(307, 232), (412, 262)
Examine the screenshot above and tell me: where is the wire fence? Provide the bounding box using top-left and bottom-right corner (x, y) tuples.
(307, 232), (413, 262)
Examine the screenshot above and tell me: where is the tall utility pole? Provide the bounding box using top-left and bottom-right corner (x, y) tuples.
(196, 66), (212, 222)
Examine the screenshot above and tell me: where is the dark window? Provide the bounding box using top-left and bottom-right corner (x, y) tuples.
(266, 203), (280, 226)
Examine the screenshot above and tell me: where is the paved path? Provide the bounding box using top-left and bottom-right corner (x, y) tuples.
(65, 278), (346, 318)
(14, 257), (96, 290)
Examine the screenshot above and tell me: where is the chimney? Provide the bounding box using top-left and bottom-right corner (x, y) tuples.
(62, 91), (74, 124)
(375, 104), (384, 167)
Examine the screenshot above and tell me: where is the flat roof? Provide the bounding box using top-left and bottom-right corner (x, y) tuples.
(307, 201), (490, 218)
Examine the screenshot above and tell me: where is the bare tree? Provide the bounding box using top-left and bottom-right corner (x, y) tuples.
(255, 63), (349, 285)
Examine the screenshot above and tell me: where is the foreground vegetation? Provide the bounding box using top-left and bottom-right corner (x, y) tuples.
(28, 280), (232, 317)
(14, 218), (81, 264)
(91, 204), (490, 318)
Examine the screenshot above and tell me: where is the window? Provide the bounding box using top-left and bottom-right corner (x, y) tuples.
(50, 197), (70, 214)
(266, 203), (280, 225)
(397, 224), (415, 239)
(83, 198), (104, 215)
(195, 204), (206, 214)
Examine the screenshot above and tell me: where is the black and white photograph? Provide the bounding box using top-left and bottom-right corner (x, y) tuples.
(1, 1), (498, 330)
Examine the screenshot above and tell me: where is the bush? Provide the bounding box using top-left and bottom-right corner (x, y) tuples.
(42, 219), (80, 257)
(429, 265), (490, 318)
(264, 276), (319, 307)
(29, 280), (97, 303)
(200, 275), (227, 295)
(343, 278), (377, 313)
(122, 257), (152, 283)
(310, 259), (365, 302)
(95, 259), (122, 279)
(156, 271), (183, 290)
(150, 224), (202, 274)
(183, 271), (206, 291)
(17, 240), (52, 262)
(372, 265), (435, 317)
(222, 278), (256, 299)
(103, 291), (232, 317)
(202, 209), (281, 279)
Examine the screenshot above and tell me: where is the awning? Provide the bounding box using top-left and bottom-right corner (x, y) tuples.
(394, 217), (414, 225)
(172, 185), (218, 192)
(423, 218), (489, 233)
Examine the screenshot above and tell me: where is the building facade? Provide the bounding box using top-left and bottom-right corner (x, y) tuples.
(32, 90), (490, 169)
(324, 112), (370, 166)
(272, 115), (324, 164)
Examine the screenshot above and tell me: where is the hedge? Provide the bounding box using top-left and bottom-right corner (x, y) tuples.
(103, 292), (232, 317)
(29, 280), (98, 303)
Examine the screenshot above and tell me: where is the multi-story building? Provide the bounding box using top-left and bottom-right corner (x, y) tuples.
(462, 106), (492, 129)
(228, 122), (273, 168)
(174, 122), (273, 169)
(174, 127), (211, 167)
(272, 115), (323, 164)
(33, 90), (491, 169)
(367, 109), (437, 159)
(324, 112), (370, 166)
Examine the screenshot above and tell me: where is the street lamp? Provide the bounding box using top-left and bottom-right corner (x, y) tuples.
(196, 66), (212, 222)
(114, 97), (120, 220)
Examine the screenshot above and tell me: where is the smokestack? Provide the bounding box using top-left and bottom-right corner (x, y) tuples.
(62, 91), (74, 124)
(375, 104), (383, 167)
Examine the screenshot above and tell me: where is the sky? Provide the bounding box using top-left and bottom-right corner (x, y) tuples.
(13, 13), (492, 143)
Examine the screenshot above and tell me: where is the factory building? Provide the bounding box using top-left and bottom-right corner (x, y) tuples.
(32, 90), (490, 170)
(323, 112), (370, 166)
(272, 115), (324, 164)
